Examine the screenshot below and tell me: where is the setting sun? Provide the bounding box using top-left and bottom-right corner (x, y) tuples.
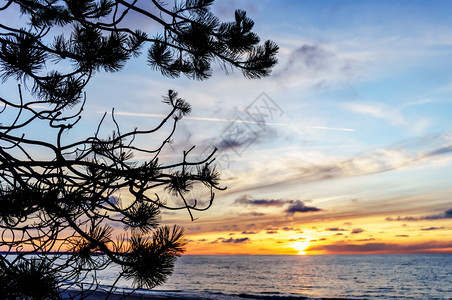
(291, 241), (310, 255)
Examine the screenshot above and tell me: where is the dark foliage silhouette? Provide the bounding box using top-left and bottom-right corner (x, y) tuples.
(0, 0), (278, 298)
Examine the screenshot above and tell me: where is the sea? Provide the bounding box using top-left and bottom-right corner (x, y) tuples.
(94, 254), (452, 299)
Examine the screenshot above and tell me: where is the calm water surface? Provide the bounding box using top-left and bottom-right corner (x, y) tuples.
(97, 254), (452, 299)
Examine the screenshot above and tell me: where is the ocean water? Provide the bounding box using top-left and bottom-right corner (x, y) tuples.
(96, 254), (452, 299)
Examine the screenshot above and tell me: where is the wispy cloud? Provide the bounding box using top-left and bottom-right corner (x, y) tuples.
(228, 134), (452, 196)
(344, 102), (404, 125)
(342, 102), (431, 134)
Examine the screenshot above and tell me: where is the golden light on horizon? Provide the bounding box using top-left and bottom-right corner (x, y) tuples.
(290, 241), (310, 255)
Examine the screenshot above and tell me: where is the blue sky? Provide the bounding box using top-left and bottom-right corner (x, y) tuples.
(6, 0), (452, 254)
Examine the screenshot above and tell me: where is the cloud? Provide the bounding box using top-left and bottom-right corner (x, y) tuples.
(234, 194), (290, 206)
(386, 209), (452, 221)
(325, 228), (347, 232)
(425, 145), (452, 157)
(343, 102), (431, 134)
(354, 238), (375, 242)
(343, 102), (405, 126)
(241, 231), (258, 235)
(385, 216), (421, 221)
(238, 212), (266, 217)
(231, 134), (452, 196)
(287, 44), (331, 71)
(285, 200), (322, 215)
(214, 119), (280, 154)
(446, 209), (452, 218)
(351, 228), (364, 234)
(186, 197), (209, 209)
(216, 133), (258, 152)
(209, 238), (223, 244)
(234, 195), (321, 215)
(212, 1), (257, 18)
(273, 43), (364, 88)
(421, 227), (445, 231)
(282, 227), (298, 231)
(221, 237), (250, 244)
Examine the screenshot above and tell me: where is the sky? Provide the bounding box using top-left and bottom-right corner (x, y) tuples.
(6, 0), (452, 255)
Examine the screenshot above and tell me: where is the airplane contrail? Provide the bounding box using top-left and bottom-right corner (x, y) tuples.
(310, 126), (355, 132)
(29, 101), (355, 131)
(105, 110), (355, 132)
(112, 111), (288, 126)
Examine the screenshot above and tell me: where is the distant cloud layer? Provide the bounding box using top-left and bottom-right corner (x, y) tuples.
(309, 241), (452, 254)
(386, 209), (452, 221)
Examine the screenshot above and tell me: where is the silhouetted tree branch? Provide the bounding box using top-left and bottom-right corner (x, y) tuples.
(0, 0), (278, 298)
